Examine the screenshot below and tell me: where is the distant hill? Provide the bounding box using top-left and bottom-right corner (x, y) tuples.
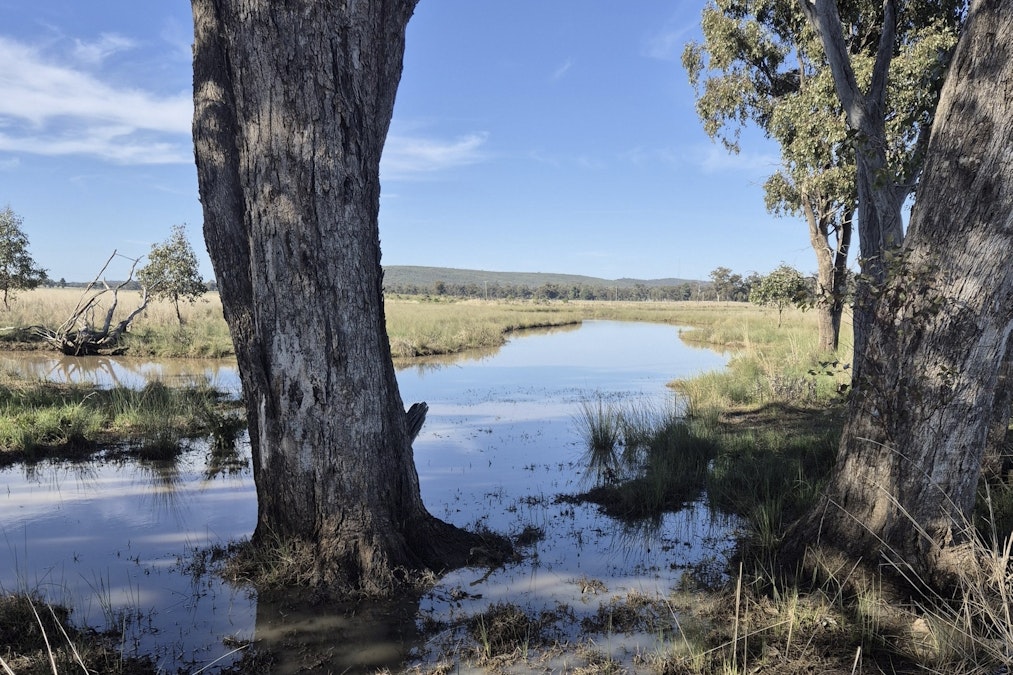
(382, 265), (701, 290)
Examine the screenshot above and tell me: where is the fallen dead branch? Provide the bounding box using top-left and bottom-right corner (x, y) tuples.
(33, 251), (149, 356)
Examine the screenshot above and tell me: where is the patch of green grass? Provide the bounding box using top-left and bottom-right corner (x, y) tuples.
(0, 375), (242, 465)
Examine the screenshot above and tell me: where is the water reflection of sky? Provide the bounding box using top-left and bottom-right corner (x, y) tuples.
(0, 320), (733, 671)
(0, 352), (243, 395)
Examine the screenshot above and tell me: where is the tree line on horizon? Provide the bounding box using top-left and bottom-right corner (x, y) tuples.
(384, 264), (825, 305)
(383, 278), (708, 301)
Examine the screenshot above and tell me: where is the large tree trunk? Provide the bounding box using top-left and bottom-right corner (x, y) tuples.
(803, 197), (852, 353)
(797, 0), (1013, 583)
(191, 0), (488, 593)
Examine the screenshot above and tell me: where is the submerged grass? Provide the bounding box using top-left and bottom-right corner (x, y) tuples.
(0, 592), (158, 674)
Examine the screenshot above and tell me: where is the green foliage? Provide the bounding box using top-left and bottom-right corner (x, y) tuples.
(138, 224), (208, 324)
(0, 205), (47, 309)
(683, 0), (959, 217)
(708, 266), (753, 301)
(683, 0), (960, 348)
(749, 264), (810, 326)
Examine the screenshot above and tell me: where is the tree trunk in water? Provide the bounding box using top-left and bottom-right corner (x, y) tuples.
(797, 0), (1013, 583)
(191, 0), (488, 593)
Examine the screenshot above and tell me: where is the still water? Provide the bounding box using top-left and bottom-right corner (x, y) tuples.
(0, 321), (732, 672)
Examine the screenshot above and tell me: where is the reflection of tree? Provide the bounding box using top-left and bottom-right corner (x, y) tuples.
(246, 588), (422, 672)
(0, 354), (241, 395)
(203, 432), (250, 481)
(46, 356), (125, 388)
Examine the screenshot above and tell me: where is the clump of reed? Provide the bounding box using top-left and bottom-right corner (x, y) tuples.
(573, 394), (719, 519)
(572, 395), (623, 485)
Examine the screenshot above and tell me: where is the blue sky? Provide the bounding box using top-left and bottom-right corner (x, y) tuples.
(0, 1), (818, 284)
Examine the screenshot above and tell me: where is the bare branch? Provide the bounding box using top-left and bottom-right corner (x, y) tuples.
(34, 252), (149, 356)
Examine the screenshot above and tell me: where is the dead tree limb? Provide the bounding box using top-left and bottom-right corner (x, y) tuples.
(34, 251), (150, 356)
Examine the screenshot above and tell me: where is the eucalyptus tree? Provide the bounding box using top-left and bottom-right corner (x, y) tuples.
(683, 0), (961, 353)
(0, 206), (47, 310)
(794, 0), (963, 370)
(749, 264), (810, 327)
(191, 0), (490, 593)
(709, 266), (743, 302)
(138, 224), (207, 325)
(794, 0), (1013, 583)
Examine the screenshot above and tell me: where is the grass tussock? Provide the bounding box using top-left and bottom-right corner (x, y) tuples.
(0, 373), (242, 465)
(572, 395), (720, 519)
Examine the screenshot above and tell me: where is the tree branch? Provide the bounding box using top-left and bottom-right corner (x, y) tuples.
(798, 0), (865, 129)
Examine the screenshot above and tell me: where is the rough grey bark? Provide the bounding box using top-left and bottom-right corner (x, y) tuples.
(799, 0), (1013, 582)
(983, 342), (1013, 480)
(191, 0), (488, 592)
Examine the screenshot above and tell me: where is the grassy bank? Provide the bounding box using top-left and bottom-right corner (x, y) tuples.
(384, 297), (586, 358)
(557, 303), (1013, 674)
(3, 288), (829, 362)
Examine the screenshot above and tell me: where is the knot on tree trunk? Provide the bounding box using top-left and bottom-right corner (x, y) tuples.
(406, 402), (428, 443)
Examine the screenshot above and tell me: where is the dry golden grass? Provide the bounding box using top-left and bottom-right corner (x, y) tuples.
(384, 297), (586, 358)
(0, 286), (223, 331)
(1, 290), (842, 370)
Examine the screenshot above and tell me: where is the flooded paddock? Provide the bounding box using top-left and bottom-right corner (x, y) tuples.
(0, 320), (734, 672)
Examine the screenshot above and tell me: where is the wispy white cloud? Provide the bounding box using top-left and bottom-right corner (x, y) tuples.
(695, 145), (779, 173)
(381, 131), (489, 179)
(624, 143), (778, 174)
(0, 129), (189, 164)
(643, 21), (696, 61)
(0, 34), (489, 172)
(551, 58), (574, 81)
(0, 36), (191, 164)
(72, 33), (137, 65)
